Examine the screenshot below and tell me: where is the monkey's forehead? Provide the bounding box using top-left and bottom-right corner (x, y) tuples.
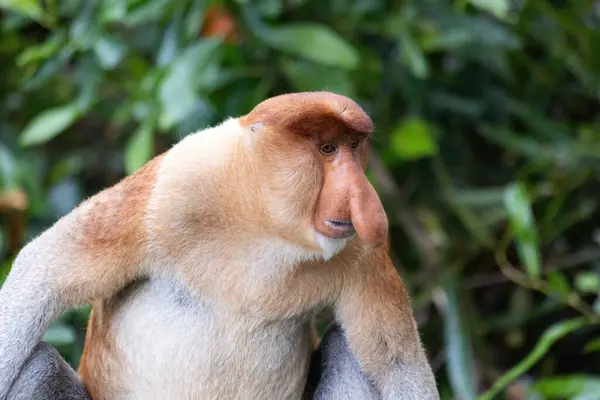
(241, 92), (373, 139)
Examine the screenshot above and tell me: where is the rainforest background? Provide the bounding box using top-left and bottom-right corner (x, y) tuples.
(1, 0), (600, 399)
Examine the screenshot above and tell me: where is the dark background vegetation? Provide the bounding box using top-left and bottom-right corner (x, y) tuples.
(1, 0), (600, 398)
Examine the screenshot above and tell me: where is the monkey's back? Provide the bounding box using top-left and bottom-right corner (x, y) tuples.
(78, 279), (313, 400)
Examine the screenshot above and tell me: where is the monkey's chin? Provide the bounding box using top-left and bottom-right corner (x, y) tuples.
(314, 231), (351, 262)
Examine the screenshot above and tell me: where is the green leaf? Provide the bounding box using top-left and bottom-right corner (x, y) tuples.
(479, 317), (590, 400)
(94, 35), (126, 70)
(69, 2), (102, 51)
(503, 182), (541, 277)
(468, 0), (510, 20)
(16, 31), (66, 67)
(573, 390), (600, 400)
(0, 260), (11, 286)
(266, 23), (360, 70)
(430, 92), (484, 118)
(125, 122), (154, 175)
(0, 0), (42, 20)
(450, 187), (506, 207)
(594, 297), (600, 315)
(547, 271), (571, 297)
(398, 27), (429, 79)
(467, 17), (520, 49)
(255, 0), (283, 17)
(158, 39), (222, 130)
(507, 100), (570, 141)
(574, 271), (600, 294)
(184, 0), (206, 40)
(174, 98), (215, 137)
(99, 0), (127, 23)
(280, 59), (355, 97)
(22, 48), (74, 92)
(421, 27), (475, 52)
(440, 274), (478, 400)
(390, 118), (438, 161)
(0, 144), (18, 189)
(478, 126), (543, 159)
(19, 104), (80, 147)
(157, 13), (182, 66)
(584, 337), (600, 354)
(532, 375), (600, 399)
(123, 0), (170, 27)
(74, 56), (102, 113)
(43, 323), (76, 346)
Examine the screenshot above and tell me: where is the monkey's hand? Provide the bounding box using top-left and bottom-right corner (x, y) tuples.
(334, 247), (440, 400)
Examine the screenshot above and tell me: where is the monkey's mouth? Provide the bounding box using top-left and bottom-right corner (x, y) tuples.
(324, 219), (355, 238)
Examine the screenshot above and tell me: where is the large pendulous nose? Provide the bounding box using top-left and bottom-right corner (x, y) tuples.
(313, 152), (388, 247)
(348, 170), (388, 247)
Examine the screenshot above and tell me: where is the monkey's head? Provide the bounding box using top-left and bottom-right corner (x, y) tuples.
(239, 92), (388, 260)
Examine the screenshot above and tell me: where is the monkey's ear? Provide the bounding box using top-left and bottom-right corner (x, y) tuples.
(248, 121), (264, 133)
(240, 120), (265, 150)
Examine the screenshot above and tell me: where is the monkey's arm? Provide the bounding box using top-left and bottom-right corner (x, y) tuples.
(334, 247), (439, 400)
(0, 159), (159, 399)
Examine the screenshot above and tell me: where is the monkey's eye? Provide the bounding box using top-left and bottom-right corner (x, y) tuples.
(319, 143), (337, 155)
(350, 139), (361, 150)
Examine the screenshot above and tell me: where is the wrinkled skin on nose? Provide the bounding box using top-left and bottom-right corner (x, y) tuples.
(313, 149), (388, 247)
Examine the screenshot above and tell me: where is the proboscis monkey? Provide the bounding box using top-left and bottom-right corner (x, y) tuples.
(0, 92), (439, 400)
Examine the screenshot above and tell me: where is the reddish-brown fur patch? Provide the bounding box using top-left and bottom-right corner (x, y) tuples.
(76, 155), (164, 399)
(78, 302), (121, 400)
(239, 91), (373, 139)
(53, 155), (163, 302)
(337, 245), (419, 379)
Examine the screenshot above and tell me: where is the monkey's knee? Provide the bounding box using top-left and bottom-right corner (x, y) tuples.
(306, 324), (379, 400)
(7, 342), (91, 400)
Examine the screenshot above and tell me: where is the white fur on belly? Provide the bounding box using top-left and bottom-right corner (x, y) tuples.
(110, 280), (312, 400)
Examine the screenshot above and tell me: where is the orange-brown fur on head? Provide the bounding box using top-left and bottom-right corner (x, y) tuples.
(239, 92), (388, 250)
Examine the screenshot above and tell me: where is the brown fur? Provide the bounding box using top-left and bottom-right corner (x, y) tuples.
(239, 91), (374, 138)
(74, 156), (164, 397)
(52, 154), (163, 304)
(337, 247), (420, 377)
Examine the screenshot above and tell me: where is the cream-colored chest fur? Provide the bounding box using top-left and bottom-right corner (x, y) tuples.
(107, 279), (314, 400)
(95, 232), (361, 400)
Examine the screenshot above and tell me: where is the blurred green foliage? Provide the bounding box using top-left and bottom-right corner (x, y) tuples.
(1, 0), (600, 398)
